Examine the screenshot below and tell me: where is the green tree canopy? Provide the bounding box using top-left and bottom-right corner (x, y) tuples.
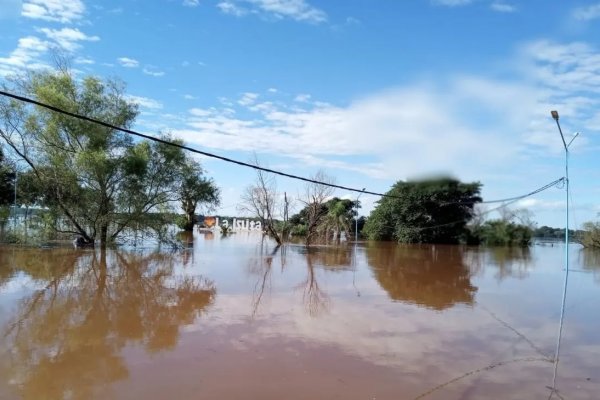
(364, 177), (482, 243)
(0, 66), (214, 245)
(179, 158), (220, 231)
(0, 146), (15, 206)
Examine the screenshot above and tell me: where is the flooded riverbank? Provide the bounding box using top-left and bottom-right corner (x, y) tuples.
(0, 233), (598, 399)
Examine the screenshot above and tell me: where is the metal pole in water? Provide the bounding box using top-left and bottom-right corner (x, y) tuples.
(355, 188), (365, 242)
(549, 110), (579, 397)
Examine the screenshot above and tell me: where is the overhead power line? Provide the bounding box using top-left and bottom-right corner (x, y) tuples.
(0, 90), (564, 204)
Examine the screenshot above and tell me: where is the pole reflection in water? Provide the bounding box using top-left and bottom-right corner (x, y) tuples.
(0, 248), (215, 400)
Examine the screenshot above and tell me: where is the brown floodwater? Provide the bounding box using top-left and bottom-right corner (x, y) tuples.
(0, 233), (599, 400)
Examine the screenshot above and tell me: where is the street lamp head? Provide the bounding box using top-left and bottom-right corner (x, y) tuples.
(551, 110), (559, 121)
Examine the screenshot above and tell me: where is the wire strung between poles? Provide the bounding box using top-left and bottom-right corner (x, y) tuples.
(0, 89), (564, 203)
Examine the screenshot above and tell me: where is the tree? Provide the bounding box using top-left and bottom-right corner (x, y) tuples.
(300, 170), (335, 246)
(239, 160), (282, 244)
(0, 146), (14, 206)
(0, 67), (195, 245)
(179, 158), (220, 231)
(364, 177), (482, 244)
(468, 207), (535, 246)
(321, 198), (356, 242)
(581, 221), (600, 248)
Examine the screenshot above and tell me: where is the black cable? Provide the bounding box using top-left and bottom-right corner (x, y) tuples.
(442, 177), (565, 205)
(0, 89), (564, 204)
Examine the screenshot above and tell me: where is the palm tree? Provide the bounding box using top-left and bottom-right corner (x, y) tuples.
(321, 198), (355, 242)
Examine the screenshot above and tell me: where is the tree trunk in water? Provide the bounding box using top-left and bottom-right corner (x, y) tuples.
(100, 223), (108, 248)
(182, 200), (196, 231)
(184, 211), (195, 231)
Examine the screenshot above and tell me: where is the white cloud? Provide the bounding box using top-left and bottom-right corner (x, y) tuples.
(189, 108), (214, 117)
(74, 56), (94, 65)
(117, 57), (139, 68)
(572, 3), (600, 21)
(432, 0), (473, 6)
(238, 92), (259, 106)
(38, 28), (99, 52)
(294, 93), (311, 102)
(125, 95), (163, 110)
(142, 66), (165, 77)
(22, 0), (85, 23)
(0, 36), (49, 76)
(267, 88), (278, 93)
(183, 0), (200, 6)
(217, 1), (247, 16)
(490, 2), (516, 13)
(184, 94), (197, 100)
(218, 0), (327, 23)
(167, 40), (600, 184)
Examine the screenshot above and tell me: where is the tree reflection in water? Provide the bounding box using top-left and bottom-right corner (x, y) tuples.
(481, 246), (533, 281)
(579, 248), (600, 284)
(297, 249), (330, 317)
(0, 248), (215, 400)
(248, 242), (331, 318)
(366, 243), (477, 310)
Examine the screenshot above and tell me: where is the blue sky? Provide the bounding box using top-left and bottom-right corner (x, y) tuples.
(1, 0), (600, 228)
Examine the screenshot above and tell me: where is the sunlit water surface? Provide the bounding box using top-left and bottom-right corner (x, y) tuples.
(0, 232), (598, 399)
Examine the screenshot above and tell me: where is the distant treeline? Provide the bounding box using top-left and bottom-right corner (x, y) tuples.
(533, 226), (584, 241)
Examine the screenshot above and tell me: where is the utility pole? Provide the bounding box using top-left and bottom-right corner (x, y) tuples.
(551, 110), (578, 273)
(549, 110), (579, 399)
(355, 188), (365, 242)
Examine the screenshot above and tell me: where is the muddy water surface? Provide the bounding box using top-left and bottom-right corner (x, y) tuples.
(0, 233), (599, 399)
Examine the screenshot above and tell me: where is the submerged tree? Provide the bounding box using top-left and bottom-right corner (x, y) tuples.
(299, 170), (335, 246)
(581, 220), (600, 248)
(239, 159), (281, 244)
(179, 158), (220, 231)
(0, 66), (215, 245)
(364, 177), (482, 244)
(0, 146), (14, 206)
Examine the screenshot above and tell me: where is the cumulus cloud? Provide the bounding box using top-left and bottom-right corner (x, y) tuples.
(117, 57), (139, 68)
(125, 95), (164, 110)
(217, 0), (327, 23)
(165, 40), (600, 184)
(490, 2), (516, 13)
(294, 93), (311, 102)
(22, 0), (85, 23)
(38, 28), (100, 52)
(142, 66), (165, 77)
(0, 36), (49, 76)
(74, 56), (94, 65)
(238, 92), (259, 106)
(183, 0), (200, 6)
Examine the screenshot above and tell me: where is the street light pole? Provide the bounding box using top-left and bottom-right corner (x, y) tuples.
(355, 188), (365, 242)
(551, 110), (578, 273)
(549, 110), (579, 398)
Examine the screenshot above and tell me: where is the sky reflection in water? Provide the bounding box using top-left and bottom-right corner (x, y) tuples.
(0, 233), (598, 400)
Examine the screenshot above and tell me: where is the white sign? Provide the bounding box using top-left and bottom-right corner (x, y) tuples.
(215, 218), (262, 231)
